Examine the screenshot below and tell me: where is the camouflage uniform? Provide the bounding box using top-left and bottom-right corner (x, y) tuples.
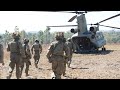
(6, 33), (25, 79)
(66, 38), (74, 67)
(0, 44), (4, 65)
(0, 43), (3, 79)
(62, 38), (68, 76)
(20, 38), (32, 77)
(31, 40), (42, 68)
(46, 32), (70, 79)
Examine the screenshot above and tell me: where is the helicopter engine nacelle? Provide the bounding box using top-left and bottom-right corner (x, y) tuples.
(90, 26), (98, 33)
(71, 28), (78, 34)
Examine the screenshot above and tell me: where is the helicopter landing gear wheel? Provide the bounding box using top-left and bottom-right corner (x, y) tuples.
(102, 47), (106, 51)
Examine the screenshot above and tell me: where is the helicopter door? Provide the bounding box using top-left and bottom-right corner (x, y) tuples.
(72, 37), (91, 52)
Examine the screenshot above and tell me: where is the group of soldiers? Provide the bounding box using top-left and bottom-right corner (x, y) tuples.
(0, 32), (74, 79)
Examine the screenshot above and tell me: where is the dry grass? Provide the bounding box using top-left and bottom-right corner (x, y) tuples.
(1, 44), (120, 79)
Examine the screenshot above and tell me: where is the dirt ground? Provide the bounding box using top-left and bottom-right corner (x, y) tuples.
(1, 44), (120, 79)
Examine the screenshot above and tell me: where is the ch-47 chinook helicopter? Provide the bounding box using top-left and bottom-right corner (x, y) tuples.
(47, 11), (120, 53)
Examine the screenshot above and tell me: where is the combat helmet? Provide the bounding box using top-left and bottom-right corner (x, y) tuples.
(55, 32), (64, 40)
(12, 33), (20, 40)
(35, 39), (39, 43)
(23, 38), (29, 44)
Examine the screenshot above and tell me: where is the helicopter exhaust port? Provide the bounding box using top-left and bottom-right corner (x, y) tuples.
(70, 28), (78, 33)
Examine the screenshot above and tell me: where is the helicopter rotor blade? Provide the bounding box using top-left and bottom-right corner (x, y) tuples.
(68, 15), (77, 22)
(87, 24), (120, 29)
(47, 25), (77, 27)
(67, 11), (87, 14)
(99, 24), (120, 29)
(94, 13), (120, 25)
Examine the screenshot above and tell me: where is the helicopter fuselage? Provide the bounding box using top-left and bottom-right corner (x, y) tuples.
(71, 31), (106, 53)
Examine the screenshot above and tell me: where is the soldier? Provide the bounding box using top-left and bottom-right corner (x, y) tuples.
(31, 39), (42, 68)
(20, 38), (32, 78)
(62, 37), (69, 76)
(66, 38), (75, 68)
(0, 43), (4, 66)
(6, 33), (26, 79)
(46, 32), (70, 79)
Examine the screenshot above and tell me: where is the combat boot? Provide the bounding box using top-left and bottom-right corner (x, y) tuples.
(35, 63), (38, 68)
(55, 74), (61, 79)
(67, 61), (71, 68)
(52, 77), (55, 79)
(26, 73), (30, 77)
(68, 64), (70, 68)
(63, 72), (66, 76)
(6, 74), (12, 79)
(25, 71), (30, 77)
(36, 60), (39, 64)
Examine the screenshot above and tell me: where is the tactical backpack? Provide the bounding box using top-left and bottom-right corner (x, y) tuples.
(10, 41), (20, 53)
(33, 43), (41, 51)
(52, 41), (64, 56)
(23, 44), (31, 59)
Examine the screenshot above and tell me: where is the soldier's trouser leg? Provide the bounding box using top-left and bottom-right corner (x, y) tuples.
(20, 61), (24, 78)
(67, 57), (72, 67)
(34, 56), (40, 68)
(7, 62), (15, 79)
(16, 63), (21, 79)
(36, 59), (39, 64)
(63, 62), (66, 76)
(52, 60), (64, 79)
(25, 62), (30, 76)
(34, 59), (38, 68)
(55, 74), (61, 79)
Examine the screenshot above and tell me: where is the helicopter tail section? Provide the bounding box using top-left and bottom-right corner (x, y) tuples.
(77, 14), (88, 34)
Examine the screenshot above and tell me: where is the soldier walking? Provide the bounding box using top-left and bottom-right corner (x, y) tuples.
(0, 43), (4, 66)
(31, 39), (42, 68)
(0, 43), (4, 79)
(66, 38), (74, 68)
(20, 38), (32, 78)
(46, 32), (70, 79)
(6, 33), (26, 79)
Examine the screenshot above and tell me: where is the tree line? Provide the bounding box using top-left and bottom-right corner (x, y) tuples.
(0, 27), (120, 48)
(0, 27), (74, 47)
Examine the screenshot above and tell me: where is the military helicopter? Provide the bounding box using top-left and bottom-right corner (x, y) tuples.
(47, 11), (120, 53)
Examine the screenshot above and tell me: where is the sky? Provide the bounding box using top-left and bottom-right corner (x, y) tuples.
(0, 11), (120, 34)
